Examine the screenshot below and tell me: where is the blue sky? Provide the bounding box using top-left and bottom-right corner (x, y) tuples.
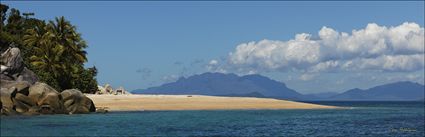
(3, 1), (424, 93)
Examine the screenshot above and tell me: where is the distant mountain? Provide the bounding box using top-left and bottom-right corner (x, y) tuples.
(218, 92), (266, 98)
(305, 92), (340, 99)
(132, 73), (425, 101)
(327, 81), (424, 101)
(132, 72), (304, 100)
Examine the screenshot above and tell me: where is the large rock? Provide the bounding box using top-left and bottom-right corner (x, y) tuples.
(96, 85), (106, 94)
(104, 84), (113, 94)
(1, 46), (38, 84)
(61, 89), (96, 114)
(16, 67), (39, 84)
(0, 87), (16, 110)
(0, 80), (31, 95)
(1, 46), (96, 116)
(13, 93), (34, 113)
(0, 47), (24, 75)
(0, 80), (32, 115)
(0, 73), (13, 81)
(28, 82), (66, 114)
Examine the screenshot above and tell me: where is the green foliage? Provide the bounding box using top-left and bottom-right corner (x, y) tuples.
(36, 70), (61, 90)
(1, 4), (98, 93)
(73, 66), (99, 94)
(0, 4), (8, 27)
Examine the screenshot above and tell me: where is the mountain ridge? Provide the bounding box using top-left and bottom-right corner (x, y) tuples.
(132, 72), (425, 101)
(133, 72), (303, 100)
(327, 81), (424, 101)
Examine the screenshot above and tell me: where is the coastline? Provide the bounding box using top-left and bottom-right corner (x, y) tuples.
(86, 94), (340, 111)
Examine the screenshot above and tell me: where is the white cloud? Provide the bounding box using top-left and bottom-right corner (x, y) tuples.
(299, 73), (317, 81)
(162, 74), (179, 83)
(226, 22), (424, 73)
(384, 72), (425, 84)
(209, 60), (218, 65)
(206, 59), (227, 73)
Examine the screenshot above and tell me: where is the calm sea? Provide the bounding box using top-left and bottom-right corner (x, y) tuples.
(1, 101), (424, 136)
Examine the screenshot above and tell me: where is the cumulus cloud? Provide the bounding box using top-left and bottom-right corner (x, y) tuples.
(299, 73), (318, 81)
(162, 74), (180, 83)
(206, 59), (227, 73)
(225, 22), (424, 73)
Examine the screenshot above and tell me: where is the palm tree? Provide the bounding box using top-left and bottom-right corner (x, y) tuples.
(48, 16), (87, 64)
(23, 23), (65, 78)
(23, 16), (93, 91)
(47, 16), (89, 89)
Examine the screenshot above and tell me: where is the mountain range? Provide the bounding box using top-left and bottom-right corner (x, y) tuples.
(326, 81), (424, 101)
(132, 72), (425, 101)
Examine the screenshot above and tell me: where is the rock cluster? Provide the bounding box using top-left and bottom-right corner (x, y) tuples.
(96, 84), (131, 95)
(1, 47), (96, 115)
(0, 47), (38, 84)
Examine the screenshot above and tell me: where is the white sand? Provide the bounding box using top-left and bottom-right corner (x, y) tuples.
(87, 94), (339, 111)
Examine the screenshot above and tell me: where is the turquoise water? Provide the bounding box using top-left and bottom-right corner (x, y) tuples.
(1, 101), (424, 136)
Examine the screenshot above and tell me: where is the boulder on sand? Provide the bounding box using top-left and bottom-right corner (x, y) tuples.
(96, 84), (131, 95)
(104, 84), (113, 94)
(61, 89), (96, 114)
(96, 85), (106, 94)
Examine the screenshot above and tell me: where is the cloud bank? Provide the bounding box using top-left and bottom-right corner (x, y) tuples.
(222, 22), (424, 73)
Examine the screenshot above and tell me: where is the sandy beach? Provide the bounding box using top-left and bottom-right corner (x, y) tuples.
(86, 94), (338, 111)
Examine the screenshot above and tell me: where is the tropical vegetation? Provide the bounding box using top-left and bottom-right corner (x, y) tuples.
(0, 4), (98, 93)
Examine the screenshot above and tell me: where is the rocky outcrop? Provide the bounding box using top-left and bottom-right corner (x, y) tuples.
(104, 84), (113, 94)
(0, 87), (16, 112)
(97, 85), (106, 94)
(16, 67), (39, 84)
(27, 82), (66, 114)
(0, 46), (96, 115)
(1, 81), (97, 115)
(96, 84), (131, 95)
(61, 89), (95, 114)
(1, 47), (38, 84)
(0, 47), (24, 74)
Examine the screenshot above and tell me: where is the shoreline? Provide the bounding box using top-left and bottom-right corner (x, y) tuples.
(87, 94), (341, 112)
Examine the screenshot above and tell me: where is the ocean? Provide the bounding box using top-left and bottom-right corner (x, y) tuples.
(1, 101), (424, 136)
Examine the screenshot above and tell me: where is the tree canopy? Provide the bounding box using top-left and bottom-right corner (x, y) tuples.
(1, 4), (98, 93)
